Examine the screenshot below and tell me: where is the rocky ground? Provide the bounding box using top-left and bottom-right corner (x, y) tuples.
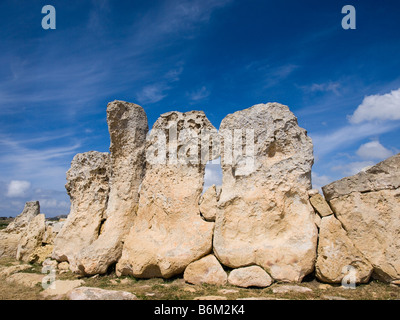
(1, 257), (399, 300)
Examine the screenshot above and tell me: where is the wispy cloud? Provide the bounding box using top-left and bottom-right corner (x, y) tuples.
(306, 81), (341, 95)
(0, 133), (80, 190)
(136, 83), (170, 104)
(188, 86), (210, 101)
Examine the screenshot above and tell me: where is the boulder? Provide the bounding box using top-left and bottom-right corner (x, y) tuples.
(52, 151), (110, 271)
(0, 201), (40, 259)
(184, 254), (227, 285)
(228, 266), (273, 288)
(322, 153), (400, 282)
(199, 185), (218, 221)
(315, 215), (373, 284)
(67, 287), (137, 300)
(116, 111), (217, 278)
(309, 193), (333, 217)
(16, 214), (46, 262)
(76, 101), (148, 275)
(213, 103), (318, 282)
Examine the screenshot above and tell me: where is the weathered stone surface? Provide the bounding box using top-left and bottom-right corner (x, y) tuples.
(309, 193), (333, 217)
(199, 185), (218, 221)
(16, 214), (46, 262)
(52, 151), (110, 272)
(29, 244), (54, 264)
(307, 189), (319, 197)
(228, 266), (273, 288)
(41, 279), (84, 297)
(0, 201), (40, 258)
(67, 287), (137, 300)
(213, 103), (318, 282)
(184, 254), (227, 285)
(315, 215), (373, 284)
(58, 261), (70, 271)
(6, 201), (40, 233)
(76, 101), (148, 275)
(116, 111), (217, 278)
(322, 153), (400, 202)
(322, 153), (400, 282)
(6, 272), (44, 288)
(272, 285), (312, 294)
(0, 264), (33, 278)
(43, 221), (65, 246)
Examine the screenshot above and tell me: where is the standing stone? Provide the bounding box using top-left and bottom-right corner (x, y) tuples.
(213, 103), (318, 282)
(322, 153), (400, 282)
(0, 201), (40, 258)
(75, 101), (148, 275)
(116, 111), (217, 278)
(184, 254), (227, 285)
(52, 151), (110, 272)
(315, 215), (373, 284)
(16, 214), (46, 262)
(228, 266), (273, 288)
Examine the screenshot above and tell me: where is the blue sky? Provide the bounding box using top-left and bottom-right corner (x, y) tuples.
(1, 0), (400, 217)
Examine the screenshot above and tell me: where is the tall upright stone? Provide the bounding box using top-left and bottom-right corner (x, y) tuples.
(322, 153), (400, 282)
(52, 151), (110, 272)
(116, 111), (217, 278)
(315, 215), (373, 284)
(16, 213), (46, 262)
(213, 103), (318, 282)
(0, 201), (40, 259)
(75, 101), (148, 275)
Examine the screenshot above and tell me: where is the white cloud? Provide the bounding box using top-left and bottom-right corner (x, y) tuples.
(332, 161), (375, 176)
(356, 140), (395, 161)
(6, 180), (31, 198)
(349, 88), (400, 124)
(311, 121), (399, 157)
(311, 172), (333, 191)
(203, 159), (222, 191)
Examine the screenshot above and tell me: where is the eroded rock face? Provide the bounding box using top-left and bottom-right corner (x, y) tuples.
(75, 101), (148, 275)
(52, 151), (110, 272)
(0, 201), (40, 259)
(116, 111), (217, 278)
(213, 103), (318, 282)
(322, 154), (400, 282)
(315, 215), (373, 284)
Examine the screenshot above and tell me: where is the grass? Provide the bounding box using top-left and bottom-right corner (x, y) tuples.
(0, 219), (12, 230)
(0, 258), (399, 300)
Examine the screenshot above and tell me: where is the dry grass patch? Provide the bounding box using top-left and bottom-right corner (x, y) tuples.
(0, 258), (399, 300)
